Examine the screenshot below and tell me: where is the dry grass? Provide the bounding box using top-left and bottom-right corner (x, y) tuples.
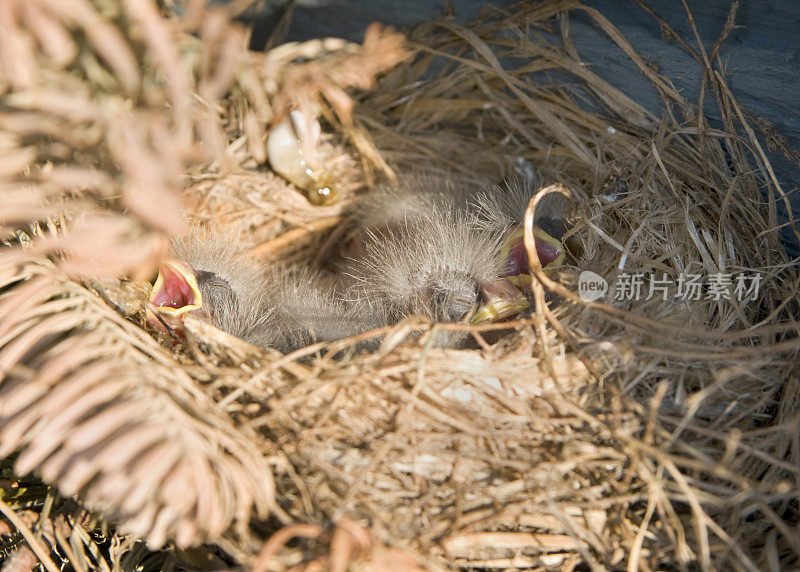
(1, 0), (799, 570)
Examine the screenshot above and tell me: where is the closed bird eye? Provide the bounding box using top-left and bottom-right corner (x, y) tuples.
(429, 276), (480, 323)
(195, 271), (239, 321)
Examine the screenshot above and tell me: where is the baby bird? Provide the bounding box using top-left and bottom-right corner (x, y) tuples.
(343, 176), (530, 347)
(149, 233), (384, 354)
(148, 230), (276, 348)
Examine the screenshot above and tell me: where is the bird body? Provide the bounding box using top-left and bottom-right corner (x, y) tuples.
(351, 173), (480, 230)
(267, 264), (386, 352)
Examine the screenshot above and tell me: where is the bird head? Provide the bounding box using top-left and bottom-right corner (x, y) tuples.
(146, 231), (275, 348)
(348, 176), (568, 337)
(148, 260), (242, 333)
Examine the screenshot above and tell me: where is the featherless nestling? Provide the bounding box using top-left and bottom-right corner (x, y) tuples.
(148, 230), (276, 348)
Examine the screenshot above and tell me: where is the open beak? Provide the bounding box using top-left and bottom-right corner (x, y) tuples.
(500, 225), (565, 287)
(470, 226), (565, 325)
(470, 277), (530, 324)
(148, 260), (203, 317)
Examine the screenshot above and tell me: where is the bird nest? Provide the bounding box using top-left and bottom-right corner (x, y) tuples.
(1, 1), (799, 570)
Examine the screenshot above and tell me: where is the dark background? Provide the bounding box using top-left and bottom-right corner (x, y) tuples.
(245, 0), (800, 257)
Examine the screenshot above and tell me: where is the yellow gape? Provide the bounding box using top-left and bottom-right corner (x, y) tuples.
(148, 260), (203, 316)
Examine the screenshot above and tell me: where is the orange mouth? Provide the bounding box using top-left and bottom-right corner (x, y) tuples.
(148, 260), (202, 317)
